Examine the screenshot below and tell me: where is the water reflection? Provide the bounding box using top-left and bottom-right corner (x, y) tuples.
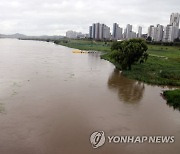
(108, 69), (145, 103)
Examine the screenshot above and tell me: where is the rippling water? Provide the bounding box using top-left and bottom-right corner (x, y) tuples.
(0, 39), (179, 154)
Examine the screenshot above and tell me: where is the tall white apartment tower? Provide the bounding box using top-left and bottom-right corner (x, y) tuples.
(112, 23), (123, 40)
(163, 13), (180, 42)
(102, 24), (111, 40)
(148, 25), (154, 38)
(138, 26), (142, 38)
(152, 24), (164, 42)
(170, 13), (180, 27)
(92, 24), (96, 39)
(156, 24), (164, 41)
(163, 24), (179, 42)
(89, 26), (93, 39)
(95, 23), (101, 40)
(125, 24), (132, 39)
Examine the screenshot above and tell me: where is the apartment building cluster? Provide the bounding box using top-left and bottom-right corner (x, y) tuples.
(89, 23), (111, 40)
(89, 23), (141, 41)
(65, 13), (180, 42)
(88, 13), (180, 42)
(148, 13), (180, 42)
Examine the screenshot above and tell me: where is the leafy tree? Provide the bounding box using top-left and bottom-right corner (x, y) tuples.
(111, 39), (148, 70)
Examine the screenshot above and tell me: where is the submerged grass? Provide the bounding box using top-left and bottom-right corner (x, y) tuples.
(163, 89), (180, 110)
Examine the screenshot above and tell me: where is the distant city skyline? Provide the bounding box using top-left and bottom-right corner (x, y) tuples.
(0, 0), (180, 35)
(86, 13), (180, 42)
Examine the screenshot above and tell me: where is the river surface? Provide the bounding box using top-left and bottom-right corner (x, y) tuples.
(0, 39), (179, 154)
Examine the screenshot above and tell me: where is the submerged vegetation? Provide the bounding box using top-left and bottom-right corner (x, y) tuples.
(47, 39), (180, 86)
(163, 89), (180, 110)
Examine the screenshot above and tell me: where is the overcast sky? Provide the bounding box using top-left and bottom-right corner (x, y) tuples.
(0, 0), (179, 36)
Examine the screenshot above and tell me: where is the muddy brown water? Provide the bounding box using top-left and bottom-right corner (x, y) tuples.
(0, 39), (179, 154)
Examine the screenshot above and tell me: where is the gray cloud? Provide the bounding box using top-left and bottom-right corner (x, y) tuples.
(0, 0), (179, 35)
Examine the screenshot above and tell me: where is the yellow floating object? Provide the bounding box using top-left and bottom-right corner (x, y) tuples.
(72, 50), (88, 53)
(72, 49), (81, 53)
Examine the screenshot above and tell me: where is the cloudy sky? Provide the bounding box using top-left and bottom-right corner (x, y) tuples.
(0, 0), (179, 36)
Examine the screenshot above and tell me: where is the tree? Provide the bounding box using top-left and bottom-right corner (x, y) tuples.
(111, 39), (148, 70)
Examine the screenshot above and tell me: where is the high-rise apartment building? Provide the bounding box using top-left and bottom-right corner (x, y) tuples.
(162, 13), (180, 42)
(124, 24), (133, 39)
(163, 24), (179, 42)
(102, 24), (111, 40)
(89, 26), (93, 39)
(148, 25), (154, 38)
(156, 24), (164, 41)
(138, 26), (142, 38)
(151, 27), (157, 41)
(170, 13), (180, 27)
(95, 23), (101, 40)
(151, 24), (164, 41)
(112, 23), (123, 40)
(92, 24), (96, 39)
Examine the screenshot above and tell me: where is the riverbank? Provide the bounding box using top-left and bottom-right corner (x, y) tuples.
(54, 39), (180, 86)
(54, 39), (111, 52)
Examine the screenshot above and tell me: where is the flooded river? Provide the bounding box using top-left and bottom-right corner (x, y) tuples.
(0, 39), (179, 154)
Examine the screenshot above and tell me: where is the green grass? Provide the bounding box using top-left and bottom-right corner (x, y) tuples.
(101, 53), (180, 86)
(148, 45), (180, 59)
(55, 39), (180, 86)
(124, 57), (180, 86)
(101, 43), (180, 86)
(163, 89), (180, 110)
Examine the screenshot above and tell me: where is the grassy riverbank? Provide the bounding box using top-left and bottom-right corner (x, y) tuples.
(163, 89), (180, 110)
(55, 39), (180, 86)
(102, 48), (180, 86)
